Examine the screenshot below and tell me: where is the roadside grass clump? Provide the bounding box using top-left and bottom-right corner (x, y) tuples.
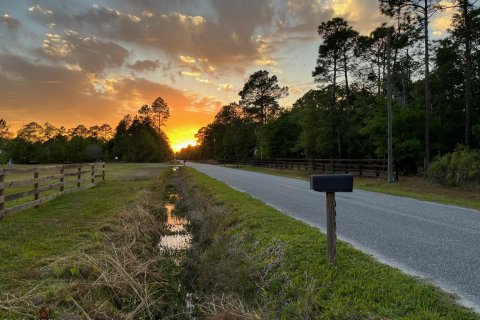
(175, 167), (480, 319)
(171, 172), (265, 319)
(0, 166), (187, 319)
(428, 145), (480, 189)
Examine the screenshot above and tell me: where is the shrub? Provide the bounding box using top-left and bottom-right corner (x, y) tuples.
(428, 145), (480, 189)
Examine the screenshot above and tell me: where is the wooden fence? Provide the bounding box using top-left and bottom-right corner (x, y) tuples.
(0, 162), (105, 219)
(219, 158), (398, 180)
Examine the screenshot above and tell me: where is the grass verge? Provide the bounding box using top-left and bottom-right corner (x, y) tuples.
(175, 167), (479, 319)
(0, 163), (183, 319)
(227, 165), (480, 210)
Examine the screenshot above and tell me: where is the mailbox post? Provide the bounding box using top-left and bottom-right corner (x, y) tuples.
(310, 174), (353, 265)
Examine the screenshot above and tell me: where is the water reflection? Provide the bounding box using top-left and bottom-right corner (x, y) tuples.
(165, 204), (188, 232)
(158, 198), (192, 254)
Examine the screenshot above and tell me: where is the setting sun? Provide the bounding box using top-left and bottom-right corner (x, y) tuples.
(172, 140), (197, 152)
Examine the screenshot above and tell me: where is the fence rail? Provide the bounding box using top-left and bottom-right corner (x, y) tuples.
(218, 158), (398, 180)
(0, 162), (105, 219)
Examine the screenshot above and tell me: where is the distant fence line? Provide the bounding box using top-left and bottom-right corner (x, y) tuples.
(217, 158), (398, 180)
(0, 162), (105, 219)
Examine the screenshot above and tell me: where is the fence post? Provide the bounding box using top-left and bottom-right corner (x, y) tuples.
(77, 165), (81, 188)
(34, 168), (39, 208)
(102, 162), (105, 182)
(0, 169), (4, 216)
(60, 165), (65, 193)
(395, 161), (399, 182)
(91, 163), (95, 185)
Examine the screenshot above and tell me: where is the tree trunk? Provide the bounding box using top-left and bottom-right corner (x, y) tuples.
(343, 51), (350, 102)
(462, 0), (472, 146)
(403, 48), (411, 105)
(158, 113), (161, 133)
(337, 130), (341, 158)
(378, 53), (382, 95)
(333, 55), (337, 105)
(423, 2), (432, 171)
(382, 48), (387, 94)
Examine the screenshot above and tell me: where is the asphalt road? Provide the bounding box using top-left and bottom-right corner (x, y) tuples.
(190, 163), (480, 312)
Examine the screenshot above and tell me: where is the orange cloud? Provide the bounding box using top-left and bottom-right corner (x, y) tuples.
(0, 53), (221, 149)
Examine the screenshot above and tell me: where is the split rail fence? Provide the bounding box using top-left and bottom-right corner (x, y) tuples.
(219, 158), (398, 180)
(0, 162), (105, 219)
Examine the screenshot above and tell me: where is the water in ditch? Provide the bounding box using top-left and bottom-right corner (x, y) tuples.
(159, 190), (195, 319)
(158, 200), (192, 253)
(158, 193), (192, 255)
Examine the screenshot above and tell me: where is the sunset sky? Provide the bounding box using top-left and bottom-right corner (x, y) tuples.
(0, 0), (453, 151)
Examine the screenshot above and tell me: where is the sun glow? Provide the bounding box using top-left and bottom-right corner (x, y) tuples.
(171, 139), (197, 152)
(165, 126), (201, 152)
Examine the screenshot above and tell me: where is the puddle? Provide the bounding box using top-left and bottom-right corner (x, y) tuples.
(159, 191), (196, 318)
(158, 195), (192, 254)
(165, 204), (188, 232)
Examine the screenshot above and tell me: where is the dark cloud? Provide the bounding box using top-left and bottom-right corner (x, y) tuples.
(39, 31), (129, 73)
(127, 59), (161, 72)
(209, 0), (274, 38)
(26, 2), (79, 29)
(104, 0), (211, 17)
(19, 1), (339, 72)
(0, 14), (21, 30)
(74, 5), (263, 67)
(275, 0), (333, 36)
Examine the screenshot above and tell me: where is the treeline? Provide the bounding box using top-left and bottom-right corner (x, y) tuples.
(177, 1), (480, 174)
(0, 97), (173, 163)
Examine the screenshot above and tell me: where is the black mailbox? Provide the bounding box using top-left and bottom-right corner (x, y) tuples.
(310, 174), (353, 192)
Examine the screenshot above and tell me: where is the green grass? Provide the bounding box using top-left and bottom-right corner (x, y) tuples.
(1, 162), (172, 209)
(0, 163), (166, 293)
(184, 167), (479, 319)
(229, 165), (480, 210)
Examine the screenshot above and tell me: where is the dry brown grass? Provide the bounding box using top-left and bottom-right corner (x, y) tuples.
(199, 295), (263, 320)
(355, 175), (480, 209)
(171, 171), (267, 320)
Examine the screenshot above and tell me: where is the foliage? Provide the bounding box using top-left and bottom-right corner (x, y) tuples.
(0, 95), (173, 164)
(177, 103), (256, 161)
(110, 112), (173, 163)
(428, 145), (480, 188)
(179, 3), (480, 176)
(239, 70), (288, 125)
(361, 99), (424, 174)
(151, 96), (170, 129)
(313, 17), (358, 101)
(263, 109), (302, 158)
